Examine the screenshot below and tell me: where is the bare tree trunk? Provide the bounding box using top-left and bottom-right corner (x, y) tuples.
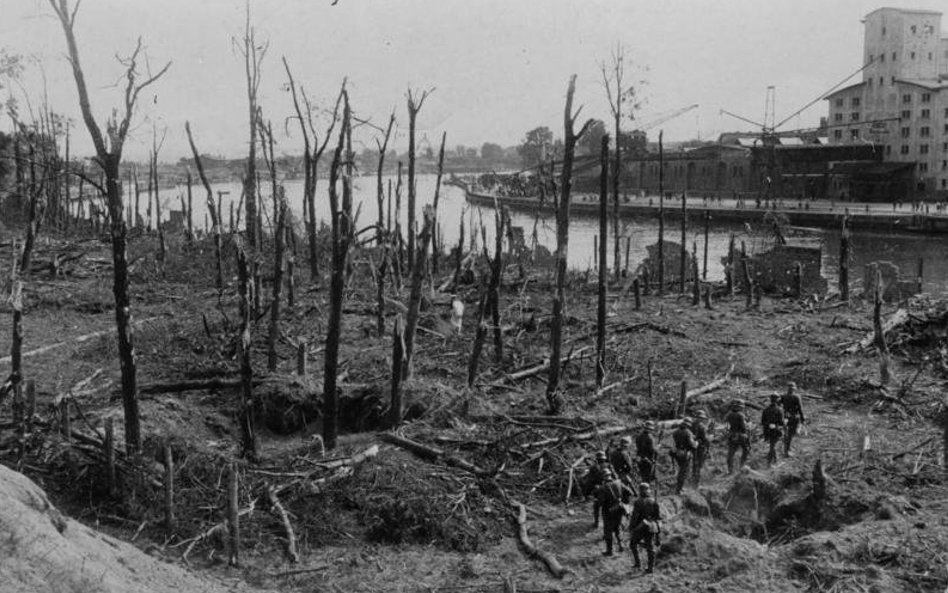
(185, 123), (223, 294)
(431, 131), (447, 274)
(236, 241), (257, 460)
(402, 208), (435, 381)
(393, 162), (404, 291)
(389, 315), (405, 427)
(702, 210), (710, 280)
(152, 148), (166, 264)
(322, 90), (352, 451)
(657, 132), (665, 295)
(467, 274), (489, 386)
(186, 170), (193, 241)
(596, 135), (609, 389)
(453, 211), (465, 288)
(874, 268), (891, 385)
(679, 193), (687, 294)
(489, 207), (508, 363)
(406, 89), (431, 274)
(268, 192), (286, 372)
(547, 76), (593, 414)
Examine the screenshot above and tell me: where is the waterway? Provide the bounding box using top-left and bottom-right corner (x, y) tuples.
(149, 174), (948, 295)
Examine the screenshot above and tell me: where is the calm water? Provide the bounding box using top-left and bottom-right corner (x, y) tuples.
(149, 175), (948, 295)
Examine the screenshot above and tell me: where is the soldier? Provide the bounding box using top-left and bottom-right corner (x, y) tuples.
(596, 468), (634, 556)
(581, 450), (611, 527)
(635, 421), (658, 483)
(671, 418), (698, 494)
(761, 393), (786, 466)
(628, 482), (662, 573)
(781, 382), (806, 457)
(725, 399), (751, 474)
(610, 436), (636, 488)
(691, 410), (710, 487)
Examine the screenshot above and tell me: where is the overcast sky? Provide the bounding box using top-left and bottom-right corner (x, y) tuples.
(1, 0), (944, 161)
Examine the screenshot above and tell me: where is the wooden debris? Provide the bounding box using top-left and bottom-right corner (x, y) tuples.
(844, 308), (909, 354)
(267, 484), (300, 563)
(379, 433), (487, 476)
(513, 503), (567, 578)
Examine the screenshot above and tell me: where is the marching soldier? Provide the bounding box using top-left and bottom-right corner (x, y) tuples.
(610, 436), (636, 488)
(781, 382), (806, 457)
(761, 393), (785, 466)
(629, 482), (662, 573)
(581, 450), (612, 527)
(725, 399), (751, 474)
(635, 421), (658, 483)
(691, 410), (710, 487)
(596, 468), (634, 556)
(671, 418), (698, 494)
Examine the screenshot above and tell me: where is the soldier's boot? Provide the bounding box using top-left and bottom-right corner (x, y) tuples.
(615, 533), (624, 553)
(631, 546), (641, 569)
(740, 448), (749, 468)
(603, 537), (613, 557)
(645, 547), (655, 573)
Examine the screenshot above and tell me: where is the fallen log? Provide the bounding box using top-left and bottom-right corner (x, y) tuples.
(683, 363), (735, 404)
(379, 432), (487, 476)
(513, 503), (567, 578)
(518, 424), (628, 451)
(844, 308), (909, 354)
(267, 484), (300, 563)
(506, 346), (592, 382)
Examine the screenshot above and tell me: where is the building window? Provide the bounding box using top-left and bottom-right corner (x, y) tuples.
(886, 145), (892, 156)
(943, 160), (947, 170)
(942, 179), (946, 189)
(868, 78), (873, 89)
(850, 112), (860, 121)
(880, 76), (884, 86)
(901, 145), (910, 154)
(929, 52), (933, 60)
(850, 129), (859, 140)
(920, 163), (928, 172)
(882, 26), (886, 36)
(921, 127), (931, 138)
(911, 25), (917, 34)
(880, 53), (885, 62)
(833, 129), (842, 140)
(921, 109), (930, 119)
(922, 93), (931, 103)
(920, 144), (929, 154)
(901, 127), (911, 138)
(851, 97), (860, 107)
(835, 98), (843, 108)
(834, 113), (843, 122)
(901, 110), (911, 120)
(944, 124), (948, 134)
(911, 51), (916, 60)
(944, 108), (948, 118)
(944, 142), (948, 152)
(891, 76), (896, 85)
(893, 52), (897, 60)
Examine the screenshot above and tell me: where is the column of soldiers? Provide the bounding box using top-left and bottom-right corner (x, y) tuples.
(581, 382), (806, 572)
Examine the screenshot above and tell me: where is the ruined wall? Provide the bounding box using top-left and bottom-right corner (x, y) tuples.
(745, 245), (827, 296)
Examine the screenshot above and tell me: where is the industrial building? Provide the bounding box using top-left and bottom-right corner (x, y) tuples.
(825, 7), (948, 199)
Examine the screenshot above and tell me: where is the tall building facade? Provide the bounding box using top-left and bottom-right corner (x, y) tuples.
(826, 8), (948, 197)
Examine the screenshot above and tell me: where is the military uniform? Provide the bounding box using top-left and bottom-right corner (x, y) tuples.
(635, 422), (658, 483)
(781, 383), (806, 456)
(691, 411), (710, 487)
(610, 437), (636, 487)
(596, 471), (634, 556)
(629, 483), (662, 573)
(761, 395), (785, 466)
(581, 452), (611, 527)
(725, 401), (751, 474)
(671, 419), (698, 494)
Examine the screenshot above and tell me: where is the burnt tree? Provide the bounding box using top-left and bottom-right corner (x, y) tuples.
(322, 89), (352, 450)
(185, 122), (223, 293)
(405, 88), (431, 273)
(49, 0), (170, 453)
(546, 75), (593, 414)
(596, 134), (609, 388)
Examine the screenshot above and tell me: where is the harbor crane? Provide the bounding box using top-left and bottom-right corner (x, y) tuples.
(627, 103), (699, 156)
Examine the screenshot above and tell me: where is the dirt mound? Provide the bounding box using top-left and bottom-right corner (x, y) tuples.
(0, 463), (268, 593)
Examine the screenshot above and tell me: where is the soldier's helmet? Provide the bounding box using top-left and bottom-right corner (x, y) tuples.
(602, 468), (616, 480)
(787, 381), (797, 391)
(639, 482), (652, 495)
(681, 417), (693, 427)
(620, 436), (633, 446)
(595, 450), (608, 461)
(732, 399), (745, 409)
(643, 420), (656, 431)
(695, 409), (708, 420)
(770, 393), (780, 403)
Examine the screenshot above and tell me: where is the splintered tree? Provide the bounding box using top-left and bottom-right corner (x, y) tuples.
(405, 88), (432, 272)
(596, 134), (609, 388)
(49, 0), (170, 453)
(238, 9), (266, 310)
(374, 112), (396, 336)
(601, 43), (642, 282)
(282, 57), (344, 283)
(546, 76), (593, 414)
(185, 122), (223, 293)
(322, 88), (352, 450)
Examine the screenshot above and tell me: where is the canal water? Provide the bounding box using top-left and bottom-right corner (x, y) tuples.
(152, 174), (948, 295)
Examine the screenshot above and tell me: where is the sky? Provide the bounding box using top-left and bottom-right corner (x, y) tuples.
(1, 0), (945, 162)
